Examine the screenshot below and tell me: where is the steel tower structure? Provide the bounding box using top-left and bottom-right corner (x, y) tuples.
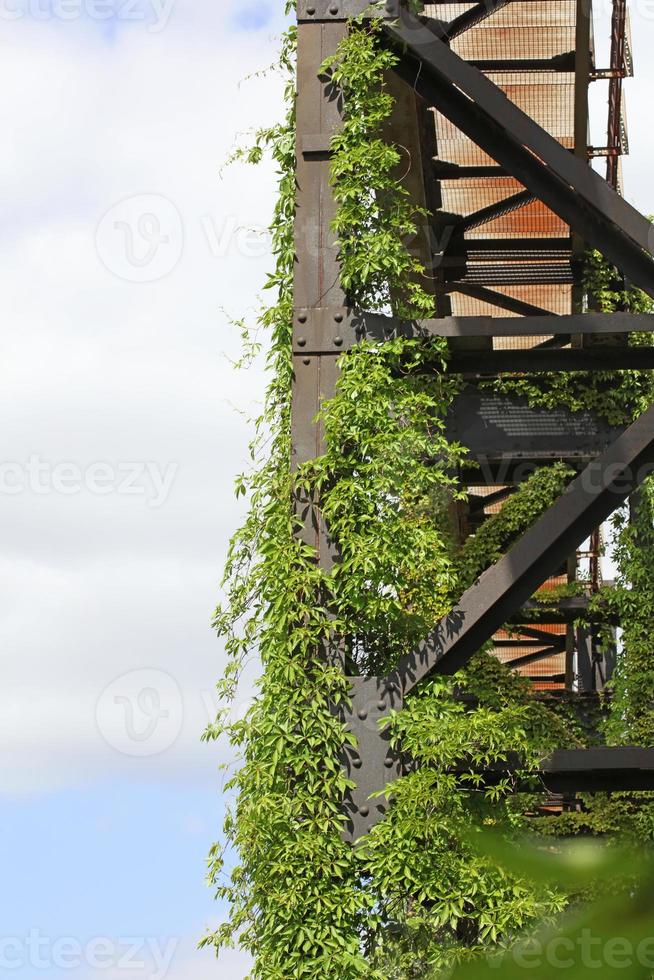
(292, 0), (654, 841)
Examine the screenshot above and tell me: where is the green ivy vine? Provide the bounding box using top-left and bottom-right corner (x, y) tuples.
(205, 13), (654, 980)
(603, 478), (654, 747)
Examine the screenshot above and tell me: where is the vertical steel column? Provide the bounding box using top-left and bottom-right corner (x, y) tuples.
(570, 0), (604, 690)
(292, 18), (347, 577)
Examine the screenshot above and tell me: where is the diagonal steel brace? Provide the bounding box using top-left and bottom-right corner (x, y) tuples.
(382, 15), (654, 299)
(343, 403), (654, 840)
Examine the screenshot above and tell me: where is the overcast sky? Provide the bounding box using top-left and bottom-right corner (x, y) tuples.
(1, 2), (654, 979)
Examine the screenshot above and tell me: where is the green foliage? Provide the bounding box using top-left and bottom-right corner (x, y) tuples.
(530, 793), (654, 842)
(307, 340), (466, 675)
(202, 26), (375, 979)
(450, 832), (654, 980)
(456, 464), (575, 592)
(203, 21), (468, 978)
(207, 17), (654, 980)
(584, 248), (654, 315)
(358, 655), (579, 976)
(321, 19), (437, 318)
(602, 477), (654, 747)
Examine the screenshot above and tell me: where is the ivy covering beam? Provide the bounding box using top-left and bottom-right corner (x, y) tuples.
(383, 16), (654, 298)
(343, 737), (654, 839)
(454, 748), (654, 792)
(344, 405), (654, 838)
(391, 401), (654, 691)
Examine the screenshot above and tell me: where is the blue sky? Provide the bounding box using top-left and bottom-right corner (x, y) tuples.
(2, 2), (654, 979)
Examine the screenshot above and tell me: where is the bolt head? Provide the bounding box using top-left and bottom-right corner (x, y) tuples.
(359, 806), (370, 817)
(297, 338), (307, 347)
(298, 313), (307, 323)
(334, 337), (343, 347)
(306, 5), (316, 13)
(302, 358), (311, 366)
(329, 3), (339, 14)
(352, 757), (362, 770)
(384, 757), (394, 769)
(334, 313), (344, 323)
(357, 709), (368, 721)
(377, 700), (387, 712)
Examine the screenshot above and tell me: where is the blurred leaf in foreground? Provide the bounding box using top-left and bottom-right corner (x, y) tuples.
(451, 830), (654, 980)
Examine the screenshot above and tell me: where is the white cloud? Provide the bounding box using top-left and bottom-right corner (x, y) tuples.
(0, 4), (282, 797)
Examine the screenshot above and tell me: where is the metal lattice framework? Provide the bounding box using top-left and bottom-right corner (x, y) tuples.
(292, 0), (654, 843)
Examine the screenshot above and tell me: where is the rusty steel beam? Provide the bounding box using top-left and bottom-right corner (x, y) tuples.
(606, 0), (628, 188)
(383, 15), (654, 298)
(459, 189), (536, 232)
(542, 748), (654, 793)
(504, 645), (565, 669)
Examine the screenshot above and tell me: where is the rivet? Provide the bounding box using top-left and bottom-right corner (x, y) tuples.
(384, 758), (394, 769)
(329, 3), (339, 14)
(303, 358), (311, 366)
(297, 338), (307, 347)
(334, 337), (343, 347)
(357, 709), (368, 721)
(306, 5), (316, 13)
(359, 806), (370, 817)
(298, 313), (307, 324)
(334, 313), (344, 323)
(352, 757), (362, 770)
(377, 701), (386, 711)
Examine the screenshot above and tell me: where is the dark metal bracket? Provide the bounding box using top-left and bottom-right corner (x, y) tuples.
(297, 0), (402, 22)
(341, 677), (405, 842)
